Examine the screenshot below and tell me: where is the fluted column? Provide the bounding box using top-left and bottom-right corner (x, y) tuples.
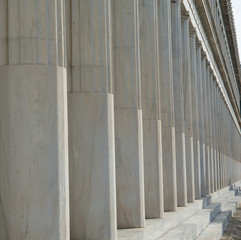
(0, 0), (7, 66)
(217, 87), (221, 189)
(182, 16), (195, 203)
(222, 98), (226, 187)
(197, 45), (206, 197)
(211, 76), (217, 192)
(214, 82), (220, 190)
(139, 0), (163, 218)
(207, 69), (214, 193)
(171, 0), (187, 207)
(224, 105), (228, 186)
(202, 55), (211, 195)
(112, 0), (145, 228)
(190, 32), (201, 199)
(227, 109), (231, 185)
(219, 93), (223, 188)
(68, 1), (117, 239)
(204, 64), (211, 194)
(158, 0), (177, 212)
(219, 94), (224, 188)
(0, 1), (69, 239)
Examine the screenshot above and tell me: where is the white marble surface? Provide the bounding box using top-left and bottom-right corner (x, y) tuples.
(175, 132), (187, 207)
(194, 140), (201, 199)
(0, 65), (69, 240)
(190, 34), (201, 199)
(117, 182), (241, 240)
(68, 93), (117, 240)
(139, 0), (163, 219)
(162, 126), (177, 211)
(201, 57), (211, 195)
(70, 0), (112, 93)
(185, 136), (195, 203)
(158, 0), (177, 212)
(115, 109), (145, 228)
(112, 0), (145, 229)
(171, 0), (187, 209)
(143, 120), (163, 218)
(181, 16), (195, 203)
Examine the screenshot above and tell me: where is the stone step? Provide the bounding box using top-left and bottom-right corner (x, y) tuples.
(158, 187), (241, 240)
(197, 193), (241, 240)
(118, 182), (241, 240)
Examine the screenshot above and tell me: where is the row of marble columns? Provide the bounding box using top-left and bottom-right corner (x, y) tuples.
(0, 0), (241, 240)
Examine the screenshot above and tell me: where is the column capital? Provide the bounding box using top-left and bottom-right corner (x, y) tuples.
(196, 39), (202, 48)
(206, 61), (211, 69)
(189, 27), (196, 37)
(201, 49), (206, 59)
(172, 0), (181, 4)
(213, 76), (218, 85)
(189, 20), (196, 37)
(181, 14), (190, 22)
(210, 68), (214, 76)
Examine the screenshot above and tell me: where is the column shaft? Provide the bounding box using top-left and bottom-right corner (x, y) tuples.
(171, 0), (187, 207)
(207, 69), (214, 193)
(158, 0), (177, 212)
(210, 77), (217, 192)
(182, 18), (195, 203)
(139, 0), (163, 218)
(202, 56), (211, 195)
(112, 0), (145, 228)
(197, 46), (206, 197)
(190, 33), (201, 199)
(68, 1), (117, 239)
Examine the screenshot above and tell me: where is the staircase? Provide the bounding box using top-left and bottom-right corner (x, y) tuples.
(118, 182), (241, 240)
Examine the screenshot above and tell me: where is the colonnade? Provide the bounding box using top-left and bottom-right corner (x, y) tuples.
(0, 0), (240, 240)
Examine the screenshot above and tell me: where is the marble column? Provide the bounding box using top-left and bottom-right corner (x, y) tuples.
(224, 103), (227, 187)
(68, 1), (117, 239)
(217, 87), (221, 189)
(207, 69), (214, 193)
(112, 0), (145, 228)
(0, 1), (69, 239)
(220, 95), (224, 188)
(211, 77), (217, 192)
(197, 45), (206, 197)
(224, 107), (228, 186)
(171, 0), (187, 207)
(182, 15), (195, 203)
(204, 65), (211, 194)
(190, 32), (201, 199)
(158, 0), (177, 212)
(202, 55), (211, 195)
(139, 0), (163, 219)
(214, 82), (220, 190)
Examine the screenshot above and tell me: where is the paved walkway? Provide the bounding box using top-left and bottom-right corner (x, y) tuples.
(221, 205), (241, 240)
